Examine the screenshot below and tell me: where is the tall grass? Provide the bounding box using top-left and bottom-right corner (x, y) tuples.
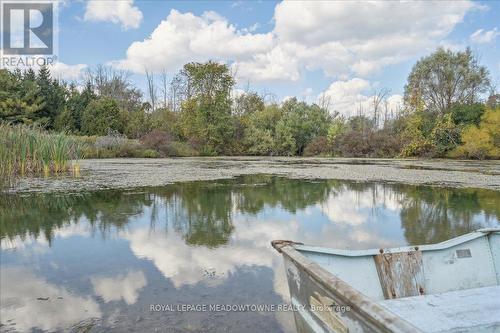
(0, 123), (83, 179)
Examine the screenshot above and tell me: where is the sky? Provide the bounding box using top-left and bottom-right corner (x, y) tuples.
(50, 0), (500, 116)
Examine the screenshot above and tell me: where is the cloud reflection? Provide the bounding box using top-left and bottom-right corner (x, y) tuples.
(0, 267), (101, 332)
(91, 270), (147, 305)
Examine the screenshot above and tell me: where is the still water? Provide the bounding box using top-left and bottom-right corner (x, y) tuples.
(1, 175), (499, 332)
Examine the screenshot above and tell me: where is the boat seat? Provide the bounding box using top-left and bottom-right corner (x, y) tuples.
(379, 285), (500, 333)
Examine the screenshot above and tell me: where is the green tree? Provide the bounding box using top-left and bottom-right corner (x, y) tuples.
(232, 92), (265, 116)
(81, 97), (124, 135)
(0, 69), (44, 124)
(280, 98), (332, 155)
(327, 117), (347, 144)
(36, 66), (66, 128)
(274, 119), (296, 155)
(124, 108), (152, 138)
(404, 48), (490, 114)
(176, 61), (235, 154)
(55, 81), (96, 133)
(449, 103), (485, 126)
(243, 104), (282, 155)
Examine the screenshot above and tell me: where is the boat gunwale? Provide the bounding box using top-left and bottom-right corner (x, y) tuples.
(291, 228), (500, 257)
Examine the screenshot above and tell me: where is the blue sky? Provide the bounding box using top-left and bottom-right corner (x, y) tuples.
(53, 0), (499, 116)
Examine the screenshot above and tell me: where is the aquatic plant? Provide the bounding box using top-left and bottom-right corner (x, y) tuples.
(0, 123), (83, 179)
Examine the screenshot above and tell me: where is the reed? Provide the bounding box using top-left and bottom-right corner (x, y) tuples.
(0, 123), (83, 179)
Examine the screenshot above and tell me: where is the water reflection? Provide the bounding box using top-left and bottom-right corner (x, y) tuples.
(91, 271), (147, 305)
(1, 176), (499, 332)
(0, 267), (101, 332)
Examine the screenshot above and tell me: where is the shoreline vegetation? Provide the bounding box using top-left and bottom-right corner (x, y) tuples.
(1, 48), (499, 182)
(0, 124), (82, 179)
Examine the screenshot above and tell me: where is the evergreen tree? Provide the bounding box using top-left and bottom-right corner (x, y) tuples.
(0, 69), (44, 124)
(36, 66), (66, 128)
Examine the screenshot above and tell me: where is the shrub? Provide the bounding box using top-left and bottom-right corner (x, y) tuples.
(369, 130), (404, 158)
(140, 129), (172, 151)
(332, 130), (372, 157)
(164, 141), (199, 157)
(141, 149), (161, 158)
(95, 130), (128, 149)
(139, 130), (199, 157)
(303, 136), (331, 156)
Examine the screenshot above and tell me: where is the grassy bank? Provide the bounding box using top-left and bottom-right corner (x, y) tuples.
(0, 124), (82, 179)
(79, 130), (199, 159)
(0, 124), (199, 183)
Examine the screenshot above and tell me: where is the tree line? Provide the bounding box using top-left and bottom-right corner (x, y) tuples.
(1, 47), (498, 158)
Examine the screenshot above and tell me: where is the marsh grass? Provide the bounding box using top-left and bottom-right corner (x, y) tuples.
(0, 124), (83, 180)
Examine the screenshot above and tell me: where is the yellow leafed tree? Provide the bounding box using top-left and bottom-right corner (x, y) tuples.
(452, 107), (500, 159)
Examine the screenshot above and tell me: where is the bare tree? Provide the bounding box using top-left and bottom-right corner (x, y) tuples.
(83, 65), (142, 112)
(169, 75), (183, 112)
(145, 69), (157, 112)
(160, 69), (169, 109)
(383, 99), (389, 128)
(261, 90), (277, 105)
(318, 92), (332, 111)
(371, 88), (389, 128)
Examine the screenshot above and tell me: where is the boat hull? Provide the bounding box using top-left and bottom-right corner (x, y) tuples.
(273, 229), (500, 333)
(276, 242), (420, 333)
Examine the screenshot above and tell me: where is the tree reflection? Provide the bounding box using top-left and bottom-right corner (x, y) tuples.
(1, 176), (498, 248)
(0, 176), (332, 247)
(398, 185), (500, 244)
(0, 191), (152, 245)
(233, 175), (331, 214)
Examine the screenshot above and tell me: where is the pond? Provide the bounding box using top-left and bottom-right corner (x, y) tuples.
(1, 175), (499, 332)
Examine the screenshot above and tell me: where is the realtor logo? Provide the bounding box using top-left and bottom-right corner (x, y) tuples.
(1, 0), (58, 68)
(2, 2), (53, 54)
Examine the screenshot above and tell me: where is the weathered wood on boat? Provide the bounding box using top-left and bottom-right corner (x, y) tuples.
(374, 250), (425, 299)
(272, 228), (500, 333)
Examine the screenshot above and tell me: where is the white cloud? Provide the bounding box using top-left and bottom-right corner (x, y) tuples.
(274, 1), (471, 45)
(319, 78), (403, 117)
(84, 0), (143, 30)
(114, 9), (273, 74)
(91, 271), (147, 305)
(50, 62), (87, 81)
(470, 28), (500, 44)
(232, 45), (299, 81)
(270, 1), (475, 78)
(114, 1), (475, 83)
